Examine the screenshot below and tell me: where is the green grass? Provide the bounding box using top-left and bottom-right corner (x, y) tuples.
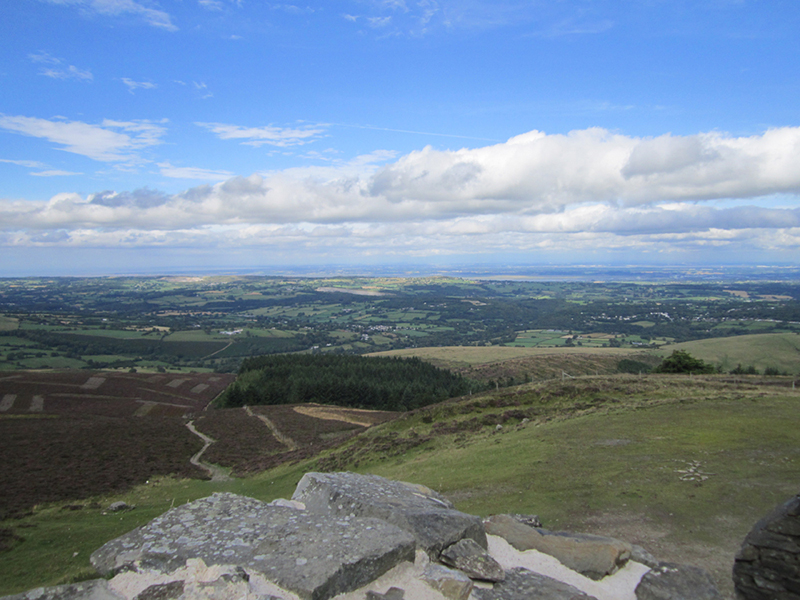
(659, 332), (800, 374)
(0, 316), (18, 331)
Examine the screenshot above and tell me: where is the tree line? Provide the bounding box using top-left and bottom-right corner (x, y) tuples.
(218, 353), (478, 411)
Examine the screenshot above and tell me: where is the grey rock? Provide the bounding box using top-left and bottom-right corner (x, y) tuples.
(366, 588), (405, 600)
(108, 502), (131, 513)
(471, 567), (598, 600)
(440, 538), (505, 582)
(635, 562), (722, 600)
(734, 494), (800, 600)
(134, 581), (184, 600)
(508, 514), (542, 528)
(292, 472), (486, 557)
(91, 492), (415, 600)
(0, 580), (124, 600)
(484, 514), (631, 580)
(421, 564), (473, 600)
(631, 545), (659, 568)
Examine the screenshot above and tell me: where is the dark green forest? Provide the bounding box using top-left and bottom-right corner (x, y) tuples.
(218, 354), (477, 411)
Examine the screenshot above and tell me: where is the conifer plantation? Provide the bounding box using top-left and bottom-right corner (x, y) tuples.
(218, 354), (476, 411)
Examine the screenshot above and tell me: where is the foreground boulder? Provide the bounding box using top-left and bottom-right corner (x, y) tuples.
(733, 493), (800, 600)
(471, 567), (598, 600)
(483, 514), (632, 580)
(635, 562), (723, 600)
(91, 492), (415, 600)
(293, 471), (487, 557)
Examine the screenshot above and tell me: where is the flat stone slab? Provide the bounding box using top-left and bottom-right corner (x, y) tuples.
(292, 472), (486, 557)
(471, 567), (598, 600)
(91, 493), (415, 600)
(484, 514), (631, 580)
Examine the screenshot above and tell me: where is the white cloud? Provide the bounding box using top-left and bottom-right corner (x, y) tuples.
(196, 121), (327, 147)
(199, 0), (224, 10)
(31, 170), (83, 177)
(40, 65), (94, 81)
(2, 126), (800, 260)
(29, 51), (93, 81)
(0, 159), (47, 168)
(121, 78), (157, 93)
(0, 114), (167, 163)
(158, 162), (234, 180)
(41, 0), (177, 31)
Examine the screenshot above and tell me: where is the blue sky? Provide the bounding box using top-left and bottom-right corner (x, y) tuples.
(1, 0), (799, 275)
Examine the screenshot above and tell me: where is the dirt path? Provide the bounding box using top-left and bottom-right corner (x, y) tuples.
(185, 420), (231, 481)
(292, 405), (375, 427)
(200, 341), (233, 360)
(244, 406), (299, 450)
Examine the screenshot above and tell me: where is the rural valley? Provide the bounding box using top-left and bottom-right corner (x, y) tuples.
(1, 270), (799, 598)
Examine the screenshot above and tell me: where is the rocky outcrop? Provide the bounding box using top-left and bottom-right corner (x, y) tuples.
(90, 492), (416, 600)
(733, 493), (800, 600)
(292, 471), (487, 558)
(2, 472), (725, 600)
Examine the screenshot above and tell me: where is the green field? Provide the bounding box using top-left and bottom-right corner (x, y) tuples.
(660, 332), (800, 374)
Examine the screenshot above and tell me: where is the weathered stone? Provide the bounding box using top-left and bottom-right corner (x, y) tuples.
(108, 502), (132, 513)
(471, 567), (598, 600)
(635, 562), (722, 600)
(292, 472), (487, 557)
(134, 581), (184, 600)
(734, 494), (800, 600)
(631, 545), (660, 568)
(484, 514), (631, 580)
(440, 538), (505, 582)
(0, 580), (124, 600)
(91, 492), (415, 600)
(508, 514), (542, 528)
(421, 564), (473, 600)
(366, 588), (405, 600)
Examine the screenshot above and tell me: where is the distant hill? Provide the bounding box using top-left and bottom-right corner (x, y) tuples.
(658, 332), (800, 374)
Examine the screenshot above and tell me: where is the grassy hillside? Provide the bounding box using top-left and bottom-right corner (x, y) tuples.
(368, 345), (659, 383)
(658, 332), (800, 374)
(2, 374), (798, 598)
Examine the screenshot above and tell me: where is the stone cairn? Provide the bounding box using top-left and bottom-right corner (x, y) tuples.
(3, 472), (730, 600)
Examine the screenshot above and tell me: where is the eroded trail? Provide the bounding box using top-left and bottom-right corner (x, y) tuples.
(244, 405), (299, 451)
(185, 420), (231, 481)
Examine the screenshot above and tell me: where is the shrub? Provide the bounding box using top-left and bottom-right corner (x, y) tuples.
(653, 350), (716, 375)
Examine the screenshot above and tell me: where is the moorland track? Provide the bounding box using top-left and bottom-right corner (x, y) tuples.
(244, 405), (299, 450)
(185, 420), (231, 481)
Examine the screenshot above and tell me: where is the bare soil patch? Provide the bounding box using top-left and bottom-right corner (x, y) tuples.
(292, 403), (397, 427)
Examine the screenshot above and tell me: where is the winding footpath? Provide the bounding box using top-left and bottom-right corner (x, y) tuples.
(185, 420), (232, 481)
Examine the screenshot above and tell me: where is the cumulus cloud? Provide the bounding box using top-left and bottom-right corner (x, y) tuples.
(2, 126), (800, 259)
(196, 121), (327, 147)
(0, 115), (167, 164)
(41, 0), (177, 31)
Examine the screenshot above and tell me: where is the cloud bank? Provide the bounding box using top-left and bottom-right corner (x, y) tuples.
(2, 127), (800, 260)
